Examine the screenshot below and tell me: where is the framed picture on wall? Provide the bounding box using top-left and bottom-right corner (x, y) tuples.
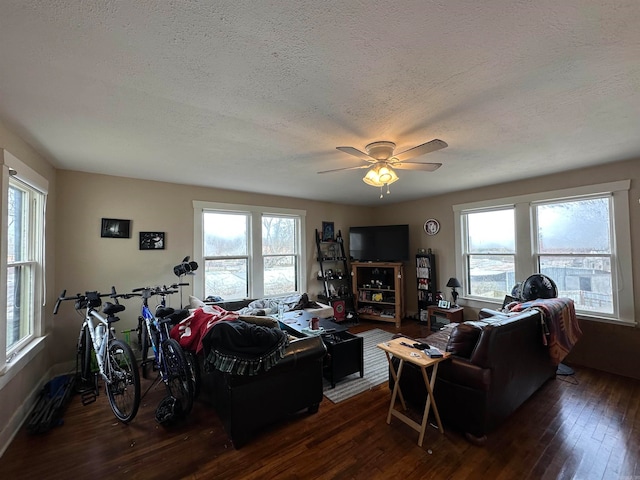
(139, 232), (165, 250)
(322, 221), (335, 241)
(101, 218), (131, 238)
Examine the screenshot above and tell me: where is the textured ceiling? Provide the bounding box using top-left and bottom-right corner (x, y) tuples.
(1, 1), (639, 206)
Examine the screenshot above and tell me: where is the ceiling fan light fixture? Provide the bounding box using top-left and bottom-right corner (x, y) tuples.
(362, 167), (384, 187)
(362, 164), (399, 187)
(330, 138), (447, 197)
(377, 165), (395, 184)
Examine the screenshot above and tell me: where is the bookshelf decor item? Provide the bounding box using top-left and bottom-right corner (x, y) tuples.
(322, 221), (335, 241)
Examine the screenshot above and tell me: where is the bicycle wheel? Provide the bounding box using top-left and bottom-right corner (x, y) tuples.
(184, 349), (201, 400)
(105, 338), (141, 423)
(76, 325), (93, 383)
(161, 338), (194, 417)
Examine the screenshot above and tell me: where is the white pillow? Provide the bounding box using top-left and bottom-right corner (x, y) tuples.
(189, 295), (206, 309)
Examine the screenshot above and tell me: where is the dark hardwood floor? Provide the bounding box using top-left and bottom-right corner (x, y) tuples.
(1, 319), (639, 479)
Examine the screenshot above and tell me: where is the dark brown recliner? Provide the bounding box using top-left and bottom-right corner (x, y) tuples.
(391, 309), (557, 442)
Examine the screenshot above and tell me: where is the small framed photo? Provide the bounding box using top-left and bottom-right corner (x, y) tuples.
(322, 221), (335, 242)
(139, 232), (165, 250)
(438, 299), (451, 309)
(101, 218), (131, 238)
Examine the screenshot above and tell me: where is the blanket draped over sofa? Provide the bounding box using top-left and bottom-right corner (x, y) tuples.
(201, 319), (288, 376)
(170, 305), (238, 353)
(509, 297), (582, 364)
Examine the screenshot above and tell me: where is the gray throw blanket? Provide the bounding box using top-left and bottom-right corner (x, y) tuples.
(202, 320), (288, 376)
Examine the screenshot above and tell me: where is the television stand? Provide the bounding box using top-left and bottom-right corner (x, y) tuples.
(351, 262), (405, 328)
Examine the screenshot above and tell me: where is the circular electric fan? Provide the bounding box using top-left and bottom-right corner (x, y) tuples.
(521, 274), (558, 301)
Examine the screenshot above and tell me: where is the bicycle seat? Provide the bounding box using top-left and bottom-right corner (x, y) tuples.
(103, 302), (126, 316)
(156, 306), (175, 318)
(158, 309), (190, 327)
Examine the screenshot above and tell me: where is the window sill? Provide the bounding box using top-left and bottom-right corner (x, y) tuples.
(575, 314), (637, 328)
(0, 336), (47, 390)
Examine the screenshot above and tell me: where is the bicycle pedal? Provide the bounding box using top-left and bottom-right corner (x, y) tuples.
(80, 390), (97, 406)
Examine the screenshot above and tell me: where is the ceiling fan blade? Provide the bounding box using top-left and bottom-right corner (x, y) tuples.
(393, 139), (448, 161)
(317, 164), (370, 174)
(391, 162), (442, 172)
(336, 146), (377, 162)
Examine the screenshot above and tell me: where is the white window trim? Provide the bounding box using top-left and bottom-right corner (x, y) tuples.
(453, 180), (634, 325)
(1, 150), (49, 377)
(193, 200), (306, 300)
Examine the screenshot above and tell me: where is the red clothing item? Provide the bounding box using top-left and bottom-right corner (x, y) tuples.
(170, 306), (238, 353)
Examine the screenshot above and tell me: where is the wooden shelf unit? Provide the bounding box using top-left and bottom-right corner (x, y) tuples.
(416, 252), (437, 323)
(315, 229), (357, 322)
(351, 261), (405, 327)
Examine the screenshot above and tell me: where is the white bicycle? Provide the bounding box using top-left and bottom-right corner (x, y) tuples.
(54, 288), (141, 423)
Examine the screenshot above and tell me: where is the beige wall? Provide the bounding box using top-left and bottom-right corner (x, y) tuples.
(54, 170), (375, 364)
(374, 157), (640, 378)
(0, 120), (57, 453)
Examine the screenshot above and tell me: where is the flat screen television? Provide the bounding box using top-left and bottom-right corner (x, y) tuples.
(349, 224), (410, 262)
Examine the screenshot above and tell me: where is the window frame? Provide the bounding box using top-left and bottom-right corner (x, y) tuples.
(463, 205), (517, 301)
(193, 201), (306, 301)
(1, 150), (48, 378)
(453, 180), (634, 325)
(261, 213), (300, 297)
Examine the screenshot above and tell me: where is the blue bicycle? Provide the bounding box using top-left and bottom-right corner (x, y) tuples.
(128, 285), (194, 418)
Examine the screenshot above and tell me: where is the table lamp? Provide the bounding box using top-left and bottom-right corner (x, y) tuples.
(446, 277), (462, 307)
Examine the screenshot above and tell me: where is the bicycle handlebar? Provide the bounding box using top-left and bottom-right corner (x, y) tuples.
(53, 289), (67, 314)
(53, 286), (128, 314)
(129, 285), (180, 298)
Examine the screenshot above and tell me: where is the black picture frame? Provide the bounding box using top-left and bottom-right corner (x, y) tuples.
(101, 218), (131, 238)
(438, 299), (451, 309)
(322, 221), (335, 241)
(139, 232), (165, 250)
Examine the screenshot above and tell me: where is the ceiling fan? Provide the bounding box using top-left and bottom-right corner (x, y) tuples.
(318, 139), (447, 197)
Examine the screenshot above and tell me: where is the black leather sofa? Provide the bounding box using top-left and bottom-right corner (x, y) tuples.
(391, 308), (557, 443)
(200, 326), (326, 448)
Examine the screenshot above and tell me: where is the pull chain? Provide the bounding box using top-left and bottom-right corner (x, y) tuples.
(379, 183), (392, 199)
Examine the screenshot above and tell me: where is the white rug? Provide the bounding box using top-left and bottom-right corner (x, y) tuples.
(323, 328), (392, 404)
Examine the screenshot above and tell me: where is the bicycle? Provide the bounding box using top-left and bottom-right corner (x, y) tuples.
(128, 285), (195, 418)
(153, 283), (201, 400)
(53, 288), (141, 423)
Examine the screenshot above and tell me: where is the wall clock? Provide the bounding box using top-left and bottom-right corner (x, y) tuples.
(424, 218), (440, 236)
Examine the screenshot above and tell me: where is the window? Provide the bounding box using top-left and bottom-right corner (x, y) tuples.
(2, 152), (47, 372)
(203, 212), (249, 299)
(454, 181), (634, 324)
(464, 208), (516, 301)
(262, 215), (299, 296)
(194, 202), (305, 300)
(535, 196), (613, 314)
